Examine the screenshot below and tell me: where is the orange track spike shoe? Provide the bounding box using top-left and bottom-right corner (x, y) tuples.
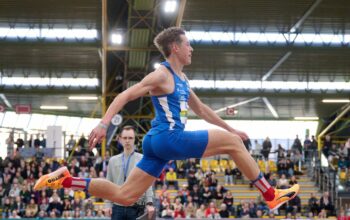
(34, 166), (71, 191)
(266, 184), (300, 211)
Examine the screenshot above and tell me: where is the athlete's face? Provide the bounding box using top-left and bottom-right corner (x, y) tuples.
(175, 35), (193, 65)
(119, 129), (135, 152)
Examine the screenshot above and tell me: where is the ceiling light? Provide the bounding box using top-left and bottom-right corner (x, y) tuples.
(189, 80), (350, 91)
(294, 117), (319, 120)
(1, 77), (98, 87)
(40, 106), (68, 110)
(0, 27), (97, 40)
(322, 99), (350, 103)
(68, 96), (98, 100)
(111, 33), (122, 44)
(153, 62), (160, 69)
(164, 0), (177, 13)
(186, 31), (350, 46)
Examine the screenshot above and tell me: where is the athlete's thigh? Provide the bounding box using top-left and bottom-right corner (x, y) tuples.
(202, 129), (242, 157)
(120, 167), (156, 200)
(152, 130), (209, 160)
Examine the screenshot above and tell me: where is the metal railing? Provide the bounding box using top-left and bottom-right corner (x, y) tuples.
(312, 152), (338, 211)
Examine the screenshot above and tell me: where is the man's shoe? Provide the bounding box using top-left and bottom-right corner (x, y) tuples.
(34, 166), (71, 190)
(266, 184), (300, 211)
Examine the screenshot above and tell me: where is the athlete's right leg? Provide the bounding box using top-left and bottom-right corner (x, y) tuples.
(202, 129), (260, 180)
(202, 129), (299, 210)
(34, 166), (156, 206)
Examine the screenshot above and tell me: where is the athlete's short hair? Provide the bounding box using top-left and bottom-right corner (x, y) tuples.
(154, 27), (186, 58)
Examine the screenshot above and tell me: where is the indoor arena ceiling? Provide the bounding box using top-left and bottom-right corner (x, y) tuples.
(0, 0), (349, 121)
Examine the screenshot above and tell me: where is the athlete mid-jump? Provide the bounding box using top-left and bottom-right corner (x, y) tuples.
(34, 27), (299, 211)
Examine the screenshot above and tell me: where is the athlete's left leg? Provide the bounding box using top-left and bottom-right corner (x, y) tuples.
(88, 167), (156, 206)
(34, 166), (156, 206)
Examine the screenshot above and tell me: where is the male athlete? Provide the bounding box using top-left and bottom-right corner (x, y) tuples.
(34, 27), (299, 211)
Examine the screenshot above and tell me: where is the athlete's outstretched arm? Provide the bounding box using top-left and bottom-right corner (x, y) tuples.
(89, 70), (166, 148)
(188, 89), (248, 140)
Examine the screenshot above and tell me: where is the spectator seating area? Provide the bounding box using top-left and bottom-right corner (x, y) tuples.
(1, 134), (349, 219)
(154, 158), (337, 219)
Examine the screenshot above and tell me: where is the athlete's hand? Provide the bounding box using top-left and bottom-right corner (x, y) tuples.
(89, 122), (108, 149)
(231, 129), (249, 141)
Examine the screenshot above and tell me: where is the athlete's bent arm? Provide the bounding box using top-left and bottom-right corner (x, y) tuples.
(89, 70), (166, 148)
(102, 71), (165, 124)
(188, 89), (248, 140)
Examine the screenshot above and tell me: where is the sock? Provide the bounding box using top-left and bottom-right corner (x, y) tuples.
(62, 177), (91, 192)
(251, 172), (275, 201)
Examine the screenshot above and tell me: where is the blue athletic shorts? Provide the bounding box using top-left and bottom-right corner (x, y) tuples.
(136, 129), (208, 177)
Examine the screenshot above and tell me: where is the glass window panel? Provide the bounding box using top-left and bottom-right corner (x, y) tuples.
(78, 118), (99, 136)
(40, 115), (57, 129)
(56, 116), (81, 134)
(186, 119), (318, 139)
(0, 129), (10, 158)
(2, 112), (18, 128)
(65, 117), (82, 134)
(28, 114), (45, 130)
(0, 112), (5, 126)
(14, 114), (31, 129)
(55, 116), (70, 131)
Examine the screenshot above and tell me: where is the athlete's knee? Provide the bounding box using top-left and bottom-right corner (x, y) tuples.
(113, 195), (138, 206)
(228, 133), (243, 145)
(120, 197), (138, 206)
(109, 187), (138, 206)
(226, 133), (245, 153)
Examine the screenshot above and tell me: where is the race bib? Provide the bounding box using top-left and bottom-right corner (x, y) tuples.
(180, 99), (188, 124)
